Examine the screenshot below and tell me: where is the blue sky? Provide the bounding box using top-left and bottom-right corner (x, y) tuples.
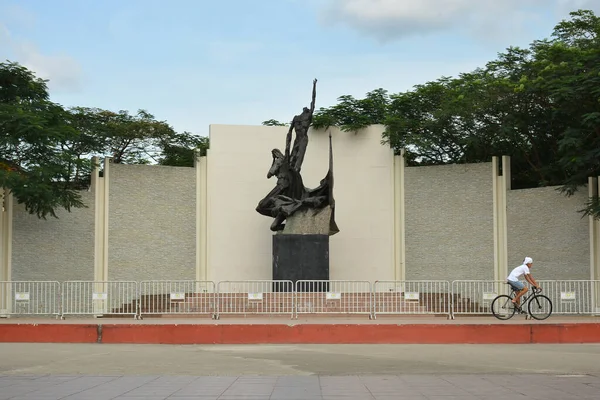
(1, 0), (599, 137)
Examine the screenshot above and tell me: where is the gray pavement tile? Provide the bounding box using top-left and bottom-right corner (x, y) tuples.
(61, 396), (124, 400)
(6, 397), (66, 400)
(169, 397), (221, 400)
(275, 377), (320, 386)
(368, 390), (422, 396)
(216, 397), (274, 400)
(270, 389), (322, 398)
(172, 387), (229, 396)
(416, 387), (472, 395)
(269, 396), (323, 400)
(115, 388), (181, 397)
(373, 397), (427, 400)
(321, 397), (375, 400)
(193, 376), (238, 383)
(320, 394), (375, 399)
(113, 397), (169, 400)
(0, 388), (46, 400)
(220, 387), (274, 396)
(3, 373), (600, 400)
(0, 379), (34, 388)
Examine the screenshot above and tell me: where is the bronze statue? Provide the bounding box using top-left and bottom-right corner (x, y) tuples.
(287, 78), (317, 173)
(256, 79), (338, 236)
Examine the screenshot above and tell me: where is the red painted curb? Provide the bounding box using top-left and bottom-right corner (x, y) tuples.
(0, 324), (98, 343)
(1, 323), (599, 344)
(100, 324), (534, 344)
(532, 323), (600, 343)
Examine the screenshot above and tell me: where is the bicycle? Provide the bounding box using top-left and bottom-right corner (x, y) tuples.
(491, 283), (553, 320)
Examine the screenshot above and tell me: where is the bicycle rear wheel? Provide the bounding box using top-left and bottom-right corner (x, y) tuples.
(528, 294), (553, 320)
(491, 295), (516, 320)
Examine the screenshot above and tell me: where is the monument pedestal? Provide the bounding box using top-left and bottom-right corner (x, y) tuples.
(272, 234), (329, 292)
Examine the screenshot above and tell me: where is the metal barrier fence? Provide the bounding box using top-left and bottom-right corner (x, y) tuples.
(61, 281), (138, 318)
(1, 279), (598, 319)
(536, 280), (599, 315)
(451, 280), (600, 317)
(373, 281), (451, 318)
(451, 280), (509, 317)
(0, 281), (61, 317)
(139, 280), (216, 318)
(295, 280), (372, 318)
(216, 280), (294, 318)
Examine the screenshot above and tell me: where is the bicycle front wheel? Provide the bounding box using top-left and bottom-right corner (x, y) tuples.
(528, 294), (553, 320)
(491, 295), (516, 320)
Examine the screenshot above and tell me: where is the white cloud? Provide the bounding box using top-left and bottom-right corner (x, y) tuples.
(0, 5), (82, 93)
(320, 0), (600, 42)
(13, 42), (82, 93)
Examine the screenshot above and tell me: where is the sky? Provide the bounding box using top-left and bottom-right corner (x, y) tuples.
(1, 0), (599, 137)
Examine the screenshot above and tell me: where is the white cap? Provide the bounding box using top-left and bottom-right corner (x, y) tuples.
(523, 257), (533, 265)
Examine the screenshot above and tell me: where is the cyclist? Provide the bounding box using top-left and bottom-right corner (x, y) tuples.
(506, 257), (540, 309)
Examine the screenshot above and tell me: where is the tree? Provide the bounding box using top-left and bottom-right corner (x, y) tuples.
(262, 119), (288, 126)
(1, 61), (212, 217)
(68, 107), (178, 164)
(312, 88), (390, 132)
(0, 61), (88, 218)
(299, 9), (600, 217)
(158, 132), (209, 167)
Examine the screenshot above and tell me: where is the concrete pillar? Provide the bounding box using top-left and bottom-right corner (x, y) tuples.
(93, 157), (111, 315)
(195, 152), (208, 283)
(589, 177), (600, 313)
(93, 157), (110, 283)
(492, 156), (510, 288)
(102, 158), (110, 283)
(0, 189), (13, 315)
(393, 150), (406, 282)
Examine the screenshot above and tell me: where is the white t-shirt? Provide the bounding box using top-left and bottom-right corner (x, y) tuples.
(507, 264), (530, 282)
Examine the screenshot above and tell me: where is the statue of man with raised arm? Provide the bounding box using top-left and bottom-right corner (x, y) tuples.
(286, 78), (317, 173)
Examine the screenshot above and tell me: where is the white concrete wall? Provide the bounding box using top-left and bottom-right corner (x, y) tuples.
(206, 124), (395, 282)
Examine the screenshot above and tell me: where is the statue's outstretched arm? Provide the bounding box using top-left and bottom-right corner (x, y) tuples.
(310, 79), (317, 113)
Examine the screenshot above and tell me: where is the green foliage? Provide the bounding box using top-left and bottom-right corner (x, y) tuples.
(158, 132), (209, 167)
(0, 60), (210, 218)
(305, 9), (600, 217)
(312, 89), (390, 132)
(0, 61), (87, 218)
(262, 119), (288, 126)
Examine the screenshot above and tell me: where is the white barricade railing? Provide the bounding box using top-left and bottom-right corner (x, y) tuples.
(595, 280), (600, 315)
(61, 281), (138, 318)
(0, 281), (61, 317)
(451, 280), (509, 317)
(373, 281), (451, 318)
(216, 280), (294, 318)
(537, 280), (598, 315)
(139, 280), (216, 318)
(295, 280), (372, 318)
(4, 279), (600, 319)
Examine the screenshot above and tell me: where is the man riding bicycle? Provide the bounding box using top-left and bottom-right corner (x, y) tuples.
(506, 257), (540, 309)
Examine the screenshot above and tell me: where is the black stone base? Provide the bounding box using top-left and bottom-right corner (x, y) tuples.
(272, 234), (329, 292)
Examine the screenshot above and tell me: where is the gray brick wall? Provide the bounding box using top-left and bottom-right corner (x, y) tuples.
(507, 187), (589, 280)
(404, 162), (495, 281)
(12, 191), (95, 282)
(108, 164), (196, 281)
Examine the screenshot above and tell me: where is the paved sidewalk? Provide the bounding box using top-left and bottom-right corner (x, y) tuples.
(1, 374), (599, 399)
